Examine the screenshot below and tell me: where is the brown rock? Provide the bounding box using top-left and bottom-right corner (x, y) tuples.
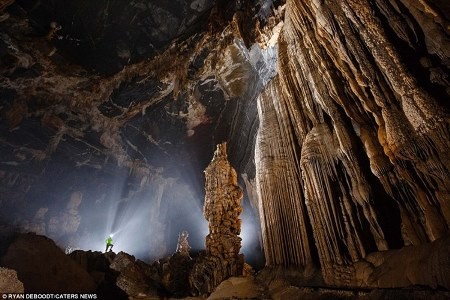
(68, 250), (128, 300)
(0, 233), (96, 292)
(190, 142), (245, 295)
(110, 251), (160, 298)
(0, 267), (24, 293)
(362, 236), (450, 289)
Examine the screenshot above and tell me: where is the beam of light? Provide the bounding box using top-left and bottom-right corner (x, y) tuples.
(76, 195), (156, 258)
(69, 142), (261, 264)
(74, 169), (210, 262)
(72, 172), (129, 254)
(163, 180), (208, 253)
(73, 168), (167, 260)
(239, 198), (265, 269)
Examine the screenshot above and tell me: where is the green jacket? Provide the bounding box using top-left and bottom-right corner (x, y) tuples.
(106, 237), (113, 245)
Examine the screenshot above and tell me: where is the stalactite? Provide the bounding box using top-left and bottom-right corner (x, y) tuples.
(255, 77), (314, 267)
(255, 0), (450, 287)
(397, 0), (450, 64)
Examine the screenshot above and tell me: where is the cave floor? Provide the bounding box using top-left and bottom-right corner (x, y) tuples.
(130, 275), (450, 300)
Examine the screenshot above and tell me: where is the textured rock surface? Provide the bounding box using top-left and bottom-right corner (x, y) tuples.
(0, 267), (24, 293)
(204, 142), (243, 261)
(69, 250), (128, 299)
(0, 233), (96, 292)
(254, 0), (450, 288)
(71, 248), (197, 299)
(355, 236), (450, 289)
(176, 230), (192, 257)
(207, 276), (267, 300)
(159, 253), (195, 297)
(1, 234), (449, 299)
(109, 251), (160, 298)
(190, 142), (245, 295)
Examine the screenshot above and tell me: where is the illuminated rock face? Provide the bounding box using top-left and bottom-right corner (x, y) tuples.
(204, 142), (243, 260)
(255, 0), (450, 288)
(190, 142), (244, 295)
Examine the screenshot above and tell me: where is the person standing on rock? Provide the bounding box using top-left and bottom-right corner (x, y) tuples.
(105, 235), (113, 252)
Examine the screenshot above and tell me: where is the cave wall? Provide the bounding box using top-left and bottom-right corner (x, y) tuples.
(255, 0), (450, 286)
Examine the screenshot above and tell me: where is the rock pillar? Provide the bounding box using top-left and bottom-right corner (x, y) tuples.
(204, 142), (243, 260)
(190, 142), (244, 295)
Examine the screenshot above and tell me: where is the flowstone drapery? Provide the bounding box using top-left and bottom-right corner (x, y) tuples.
(254, 0), (450, 288)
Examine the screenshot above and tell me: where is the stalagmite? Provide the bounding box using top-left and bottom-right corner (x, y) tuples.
(175, 230), (191, 258)
(190, 142), (244, 295)
(203, 142), (243, 261)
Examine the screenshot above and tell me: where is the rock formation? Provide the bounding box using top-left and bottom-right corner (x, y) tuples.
(69, 250), (128, 299)
(0, 0), (449, 294)
(354, 235), (450, 289)
(190, 142), (245, 295)
(109, 251), (160, 298)
(175, 230), (192, 257)
(0, 267), (24, 293)
(159, 253), (195, 297)
(0, 233), (96, 292)
(254, 0), (450, 288)
(0, 233), (449, 298)
(204, 142), (243, 261)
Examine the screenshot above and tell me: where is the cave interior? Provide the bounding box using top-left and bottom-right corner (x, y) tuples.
(0, 0), (449, 298)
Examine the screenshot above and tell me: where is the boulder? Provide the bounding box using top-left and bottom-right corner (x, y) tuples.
(0, 267), (24, 293)
(0, 233), (96, 292)
(110, 251), (160, 298)
(69, 250), (128, 300)
(160, 252), (194, 297)
(208, 276), (266, 300)
(355, 235), (450, 289)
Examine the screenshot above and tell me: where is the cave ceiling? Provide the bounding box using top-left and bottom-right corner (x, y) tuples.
(0, 0), (278, 182)
(0, 0), (281, 256)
